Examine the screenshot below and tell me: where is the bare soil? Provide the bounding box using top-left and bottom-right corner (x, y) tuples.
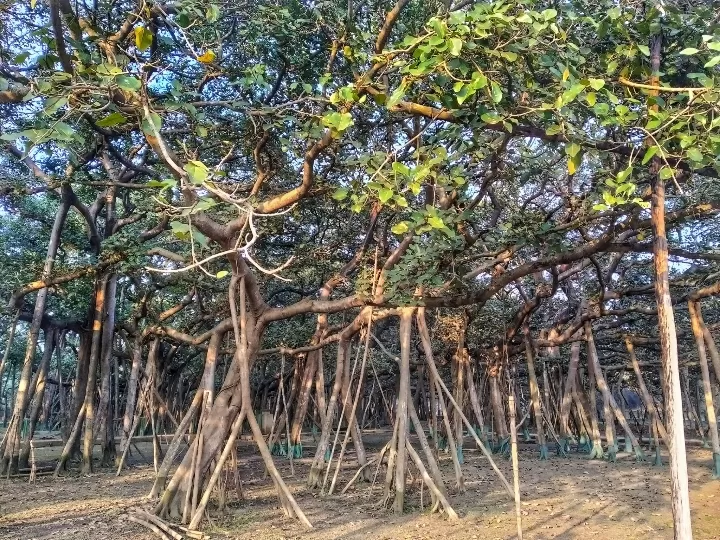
(0, 435), (718, 540)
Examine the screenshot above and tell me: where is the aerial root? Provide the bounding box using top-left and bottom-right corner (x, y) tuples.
(125, 508), (209, 540)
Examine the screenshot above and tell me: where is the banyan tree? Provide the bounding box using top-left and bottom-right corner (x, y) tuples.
(0, 0), (719, 538)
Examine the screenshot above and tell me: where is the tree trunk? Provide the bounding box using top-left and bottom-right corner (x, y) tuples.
(0, 310), (20, 389)
(560, 340), (581, 442)
(96, 274), (118, 467)
(689, 301), (720, 477)
(120, 336), (144, 456)
(1, 195), (70, 474)
(19, 328), (56, 468)
(523, 326), (546, 459)
(648, 30), (693, 538)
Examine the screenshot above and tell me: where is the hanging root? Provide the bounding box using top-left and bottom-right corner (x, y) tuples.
(405, 441), (458, 520)
(588, 442), (604, 460)
(654, 446), (663, 467)
(538, 444), (549, 461)
(605, 445), (617, 463)
(125, 508), (208, 540)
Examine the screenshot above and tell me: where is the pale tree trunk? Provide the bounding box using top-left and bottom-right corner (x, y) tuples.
(585, 350), (604, 460)
(489, 366), (508, 445)
(119, 335), (144, 456)
(1, 194), (70, 474)
(523, 326), (547, 459)
(392, 308), (412, 514)
(308, 340), (348, 488)
(19, 328), (56, 468)
(585, 323), (643, 461)
(149, 333), (219, 496)
(649, 30), (692, 538)
(289, 351), (318, 454)
(560, 340), (581, 445)
(689, 301), (720, 477)
(465, 355), (485, 441)
(0, 310), (21, 388)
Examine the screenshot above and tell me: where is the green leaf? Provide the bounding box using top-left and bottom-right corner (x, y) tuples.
(387, 82), (407, 108)
(679, 47), (700, 55)
(43, 96), (67, 115)
(659, 166), (674, 180)
(516, 12), (533, 23)
(392, 162), (410, 176)
(184, 160), (209, 184)
(322, 111), (354, 134)
(427, 215), (444, 228)
(704, 55), (720, 68)
(588, 78), (605, 90)
(490, 81), (502, 104)
(96, 112), (126, 127)
(141, 112), (162, 135)
(170, 221), (191, 239)
(378, 187), (393, 203)
(391, 222), (409, 235)
(638, 45), (650, 57)
(115, 75), (141, 91)
(449, 38), (463, 57)
(481, 112), (502, 124)
(206, 5), (220, 23)
(216, 270), (229, 279)
(332, 187), (349, 200)
(541, 8), (557, 20)
(686, 147), (703, 162)
(561, 83), (584, 105)
(135, 27), (153, 51)
(641, 146), (658, 165)
(565, 142), (581, 157)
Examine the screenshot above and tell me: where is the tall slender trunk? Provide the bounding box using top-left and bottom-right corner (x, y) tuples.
(0, 310), (21, 388)
(120, 335), (144, 452)
(689, 301), (720, 477)
(289, 351), (318, 451)
(392, 308), (413, 514)
(648, 29), (692, 537)
(523, 326), (546, 459)
(19, 328), (56, 468)
(1, 194), (70, 474)
(560, 340), (581, 440)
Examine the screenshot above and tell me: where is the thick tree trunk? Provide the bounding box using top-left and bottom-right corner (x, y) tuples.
(97, 274), (118, 467)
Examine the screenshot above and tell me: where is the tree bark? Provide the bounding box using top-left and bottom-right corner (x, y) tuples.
(1, 194), (70, 474)
(689, 301), (720, 477)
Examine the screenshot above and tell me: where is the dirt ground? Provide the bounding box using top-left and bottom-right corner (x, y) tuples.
(0, 436), (718, 540)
